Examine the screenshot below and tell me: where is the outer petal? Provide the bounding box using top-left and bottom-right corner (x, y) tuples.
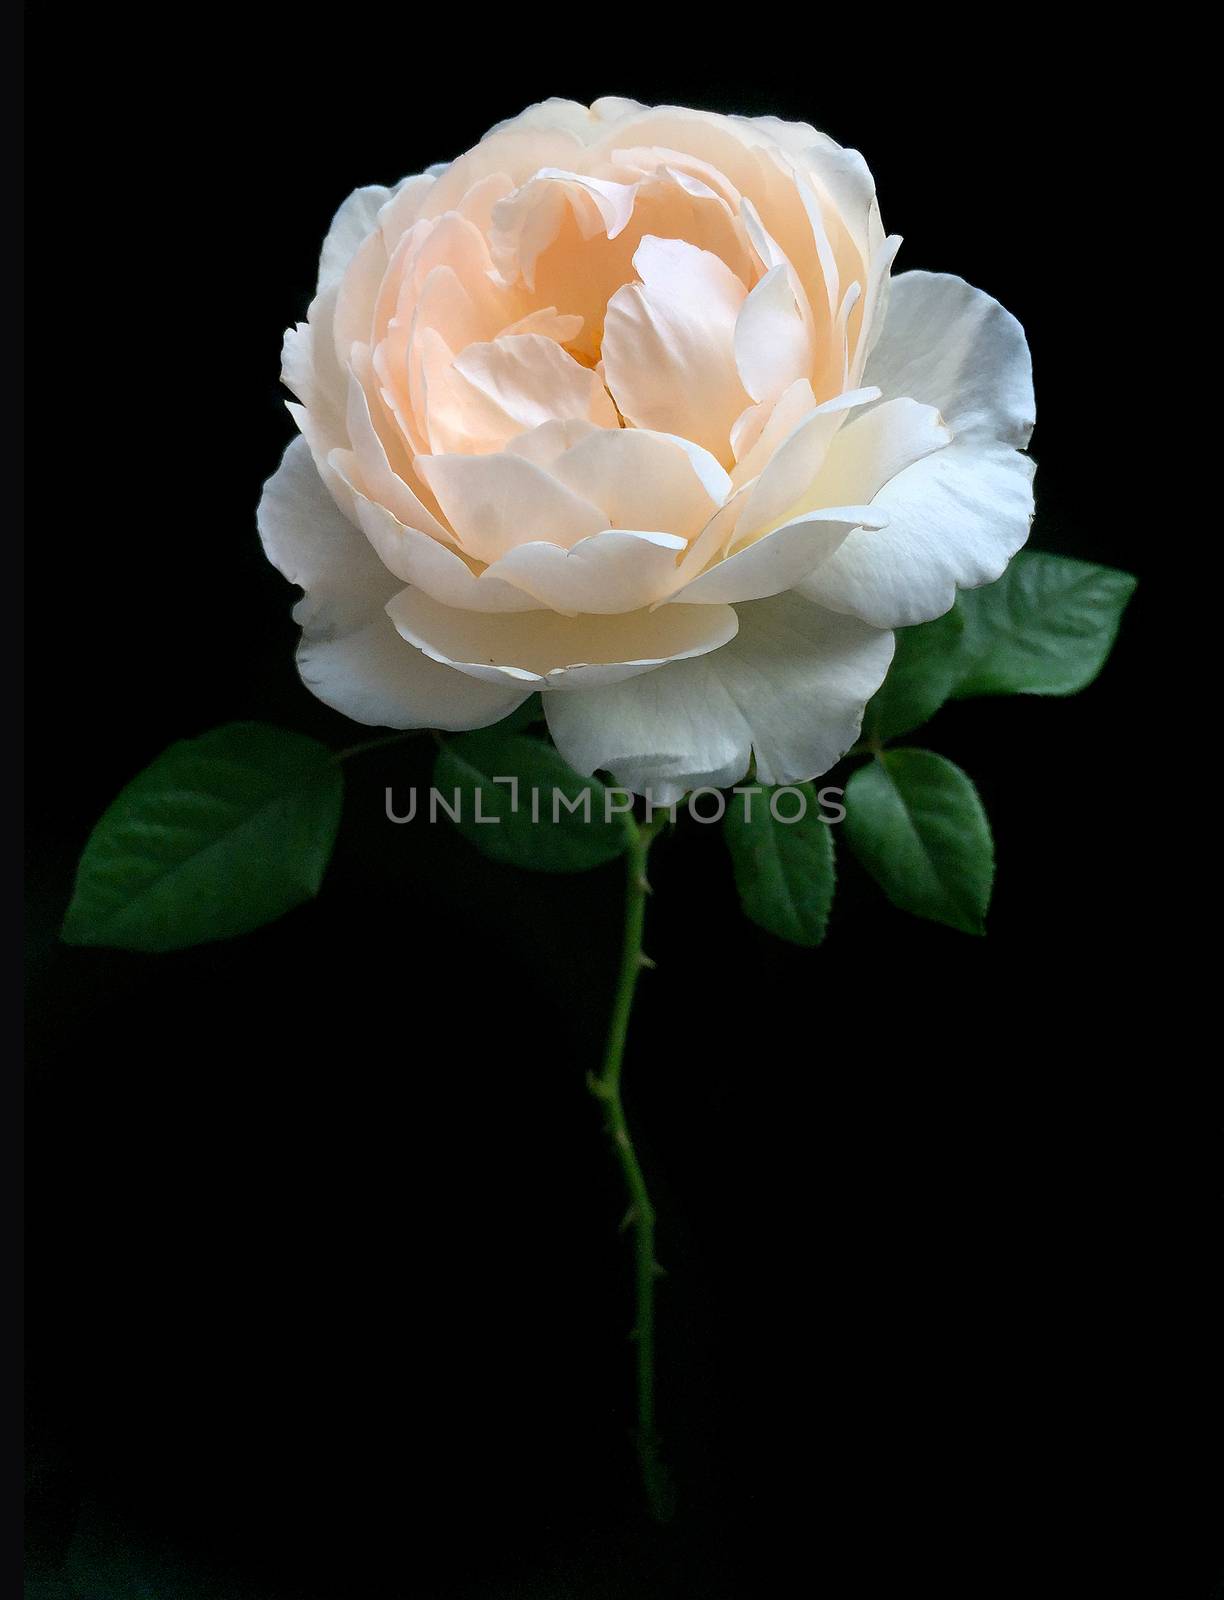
(376, 174), (436, 251)
(491, 97), (644, 146)
(799, 443), (1037, 627)
(281, 276), (357, 518)
(321, 175), (436, 288)
(318, 185), (392, 293)
(545, 590), (895, 798)
(863, 270), (1034, 447)
(258, 438), (528, 729)
(386, 587), (738, 690)
(803, 272), (1036, 626)
(488, 98), (611, 143)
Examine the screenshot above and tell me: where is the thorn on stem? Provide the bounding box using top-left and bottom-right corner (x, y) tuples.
(619, 1205), (638, 1233)
(639, 953), (657, 971)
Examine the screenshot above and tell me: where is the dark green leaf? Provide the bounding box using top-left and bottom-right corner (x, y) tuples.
(953, 551), (1136, 698)
(495, 693), (544, 734)
(61, 723), (343, 952)
(434, 729), (629, 873)
(844, 750), (993, 934)
(863, 605), (966, 743)
(723, 782), (836, 946)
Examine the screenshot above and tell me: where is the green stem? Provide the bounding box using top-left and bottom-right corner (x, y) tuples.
(589, 812), (673, 1521)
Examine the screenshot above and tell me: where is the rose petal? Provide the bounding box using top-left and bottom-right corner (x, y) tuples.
(734, 262), (815, 406)
(340, 481), (542, 612)
(805, 397), (952, 506)
(667, 504), (883, 605)
(484, 529), (687, 615)
(799, 272), (1036, 626)
(863, 270), (1035, 447)
(414, 449), (609, 562)
(545, 589), (894, 797)
(258, 439), (528, 728)
(505, 418), (602, 469)
(799, 443), (1036, 627)
(548, 427), (725, 538)
(318, 185), (391, 293)
(343, 356), (452, 541)
(601, 235), (750, 464)
(452, 333), (618, 433)
(490, 169), (639, 288)
(730, 377), (817, 484)
(421, 123), (588, 219)
(735, 387), (879, 536)
(386, 587), (738, 690)
(375, 174), (437, 252)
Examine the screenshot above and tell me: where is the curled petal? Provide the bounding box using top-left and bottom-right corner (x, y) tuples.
(386, 587), (738, 690)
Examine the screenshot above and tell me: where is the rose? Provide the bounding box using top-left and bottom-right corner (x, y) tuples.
(259, 97), (1034, 800)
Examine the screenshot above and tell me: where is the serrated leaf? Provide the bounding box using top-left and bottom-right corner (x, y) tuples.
(61, 723), (343, 952)
(434, 729), (629, 873)
(723, 782), (836, 946)
(863, 605), (966, 743)
(953, 551), (1136, 698)
(844, 750), (993, 934)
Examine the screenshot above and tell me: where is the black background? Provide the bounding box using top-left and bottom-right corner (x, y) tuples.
(23, 18), (1213, 1600)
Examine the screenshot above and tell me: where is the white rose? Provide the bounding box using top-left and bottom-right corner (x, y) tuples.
(259, 97), (1034, 799)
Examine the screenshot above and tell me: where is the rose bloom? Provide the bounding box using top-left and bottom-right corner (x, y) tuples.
(259, 98), (1034, 799)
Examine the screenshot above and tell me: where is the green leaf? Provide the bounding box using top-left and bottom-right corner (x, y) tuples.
(494, 692), (543, 734)
(434, 729), (629, 873)
(844, 750), (993, 934)
(723, 782), (836, 946)
(863, 605), (966, 743)
(61, 723), (343, 952)
(952, 551), (1136, 698)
